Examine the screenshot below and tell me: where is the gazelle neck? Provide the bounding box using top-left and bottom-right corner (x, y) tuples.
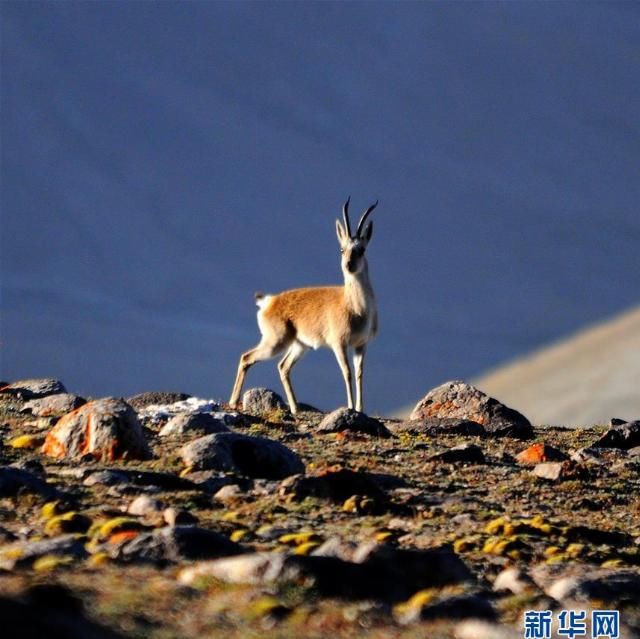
(343, 260), (375, 314)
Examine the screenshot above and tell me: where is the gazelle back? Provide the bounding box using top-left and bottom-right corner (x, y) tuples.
(229, 198), (379, 415)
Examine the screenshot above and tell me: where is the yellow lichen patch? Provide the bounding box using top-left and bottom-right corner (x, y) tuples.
(375, 531), (394, 543)
(454, 537), (478, 553)
(526, 515), (556, 535)
(393, 588), (437, 617)
(1, 548), (25, 561)
(87, 552), (110, 567)
(9, 434), (45, 449)
(484, 517), (509, 535)
(249, 595), (287, 619)
(483, 536), (528, 557)
(565, 543), (585, 558)
(544, 546), (562, 557)
(41, 501), (66, 520)
(278, 531), (322, 546)
(484, 515), (558, 539)
(179, 467), (193, 478)
(32, 554), (75, 572)
(221, 511), (240, 522)
(44, 512), (92, 536)
(342, 495), (375, 514)
(601, 559), (625, 568)
(92, 517), (146, 541)
(230, 529), (249, 543)
(293, 541), (321, 555)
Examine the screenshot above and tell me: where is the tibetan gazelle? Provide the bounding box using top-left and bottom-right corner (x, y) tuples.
(229, 198), (379, 415)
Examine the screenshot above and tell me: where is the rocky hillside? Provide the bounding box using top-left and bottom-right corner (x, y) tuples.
(473, 306), (640, 427)
(0, 378), (639, 638)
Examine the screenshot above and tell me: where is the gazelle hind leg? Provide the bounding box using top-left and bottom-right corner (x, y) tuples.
(353, 345), (366, 413)
(229, 339), (287, 408)
(332, 345), (354, 410)
(277, 340), (308, 415)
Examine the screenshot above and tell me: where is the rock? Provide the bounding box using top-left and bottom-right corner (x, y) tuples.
(126, 391), (191, 410)
(214, 484), (244, 502)
(179, 470), (242, 494)
(179, 552), (288, 586)
(570, 446), (628, 465)
(179, 543), (472, 602)
(159, 412), (230, 438)
(114, 525), (242, 564)
(83, 470), (131, 487)
(280, 467), (388, 505)
(493, 567), (538, 594)
(84, 468), (195, 491)
(163, 508), (198, 527)
(428, 444), (485, 464)
(127, 495), (164, 517)
(0, 466), (59, 499)
(180, 432), (304, 479)
(42, 398), (150, 461)
(540, 567), (640, 603)
(515, 443), (568, 465)
(410, 380), (533, 438)
(532, 460), (589, 481)
(317, 408), (391, 437)
(0, 378), (67, 400)
(389, 418), (485, 437)
(22, 393), (85, 417)
(0, 583), (126, 639)
(395, 592), (496, 624)
(242, 387), (288, 415)
(0, 534), (87, 569)
(311, 536), (359, 561)
(593, 420), (640, 450)
(610, 418), (628, 426)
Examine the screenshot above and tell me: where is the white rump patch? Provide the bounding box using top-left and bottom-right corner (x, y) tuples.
(256, 294), (273, 310)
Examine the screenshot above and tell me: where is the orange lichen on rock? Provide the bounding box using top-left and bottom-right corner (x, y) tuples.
(108, 531), (140, 545)
(516, 443), (568, 465)
(41, 397), (150, 461)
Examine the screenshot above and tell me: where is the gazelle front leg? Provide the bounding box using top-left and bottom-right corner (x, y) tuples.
(353, 345), (366, 413)
(332, 344), (354, 409)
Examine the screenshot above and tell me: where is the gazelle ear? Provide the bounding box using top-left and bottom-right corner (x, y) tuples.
(361, 220), (373, 245)
(336, 219), (348, 245)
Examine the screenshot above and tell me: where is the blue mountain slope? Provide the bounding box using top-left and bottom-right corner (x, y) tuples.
(2, 2), (639, 414)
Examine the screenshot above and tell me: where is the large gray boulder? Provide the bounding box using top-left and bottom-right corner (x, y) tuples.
(180, 432), (304, 478)
(42, 397), (150, 461)
(410, 380), (533, 438)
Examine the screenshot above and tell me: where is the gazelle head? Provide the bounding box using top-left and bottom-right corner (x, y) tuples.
(335, 197), (378, 275)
